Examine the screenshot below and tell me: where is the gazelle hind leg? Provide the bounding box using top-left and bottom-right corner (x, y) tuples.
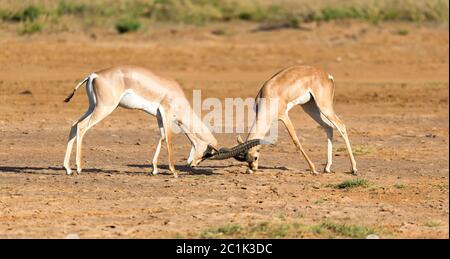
(75, 105), (116, 174)
(63, 110), (94, 175)
(301, 101), (334, 173)
(151, 111), (166, 175)
(279, 114), (318, 174)
(159, 108), (177, 178)
(64, 77), (97, 175)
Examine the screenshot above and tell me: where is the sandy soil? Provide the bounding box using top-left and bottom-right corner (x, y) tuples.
(0, 21), (448, 238)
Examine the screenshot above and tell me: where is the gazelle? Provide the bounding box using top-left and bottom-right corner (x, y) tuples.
(237, 65), (358, 175)
(63, 65), (219, 177)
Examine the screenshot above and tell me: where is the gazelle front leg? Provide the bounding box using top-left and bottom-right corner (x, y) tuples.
(279, 115), (318, 175)
(151, 115), (165, 175)
(324, 127), (333, 173)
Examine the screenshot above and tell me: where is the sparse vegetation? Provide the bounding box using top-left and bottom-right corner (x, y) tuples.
(312, 222), (377, 238)
(0, 0), (448, 36)
(6, 5), (42, 22)
(394, 183), (406, 189)
(211, 28), (227, 36)
(199, 220), (381, 238)
(425, 220), (441, 228)
(397, 29), (409, 35)
(115, 18), (141, 33)
(353, 144), (373, 155)
(17, 21), (42, 35)
(337, 144), (372, 155)
(57, 0), (87, 16)
(332, 179), (369, 190)
(200, 224), (242, 238)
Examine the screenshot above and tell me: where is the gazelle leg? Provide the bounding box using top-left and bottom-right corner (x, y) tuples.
(75, 106), (115, 174)
(322, 112), (358, 175)
(279, 114), (318, 174)
(159, 109), (177, 177)
(151, 113), (166, 175)
(324, 128), (333, 173)
(164, 125), (177, 178)
(63, 110), (94, 175)
(301, 101), (334, 173)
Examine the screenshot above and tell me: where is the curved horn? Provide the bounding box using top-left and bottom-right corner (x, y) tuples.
(207, 139), (262, 160)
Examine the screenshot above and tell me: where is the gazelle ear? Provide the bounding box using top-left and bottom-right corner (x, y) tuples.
(237, 135), (244, 144)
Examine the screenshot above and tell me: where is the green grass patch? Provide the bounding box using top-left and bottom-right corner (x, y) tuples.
(115, 18), (141, 33)
(199, 220), (381, 238)
(425, 220), (441, 227)
(331, 179), (368, 190)
(2, 0), (448, 25)
(17, 21), (42, 35)
(433, 183), (448, 191)
(200, 224), (242, 238)
(393, 183), (406, 189)
(397, 29), (409, 35)
(57, 0), (87, 16)
(200, 222), (300, 238)
(7, 5), (41, 22)
(311, 221), (376, 238)
(353, 145), (373, 155)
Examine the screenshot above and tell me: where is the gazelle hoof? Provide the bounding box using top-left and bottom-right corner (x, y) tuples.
(65, 168), (73, 175)
(324, 168), (334, 174)
(151, 169), (158, 175)
(351, 169), (358, 176)
(246, 168), (254, 174)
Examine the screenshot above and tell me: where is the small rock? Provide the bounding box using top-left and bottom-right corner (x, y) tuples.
(19, 90), (32, 95)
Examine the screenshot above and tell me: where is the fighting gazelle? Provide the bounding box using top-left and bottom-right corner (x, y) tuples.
(63, 65), (225, 177)
(237, 65), (358, 175)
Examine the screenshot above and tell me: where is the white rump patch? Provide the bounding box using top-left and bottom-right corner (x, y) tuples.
(328, 74), (334, 81)
(119, 89), (160, 116)
(286, 91), (312, 112)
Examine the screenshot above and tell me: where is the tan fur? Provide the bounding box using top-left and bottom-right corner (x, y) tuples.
(63, 65), (217, 177)
(245, 65), (357, 175)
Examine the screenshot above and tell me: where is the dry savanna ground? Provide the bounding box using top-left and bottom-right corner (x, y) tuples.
(0, 19), (448, 238)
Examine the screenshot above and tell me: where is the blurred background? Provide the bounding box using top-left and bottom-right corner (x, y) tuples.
(0, 0), (448, 35)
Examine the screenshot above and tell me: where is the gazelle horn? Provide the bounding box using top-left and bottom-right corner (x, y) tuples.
(204, 139), (262, 161)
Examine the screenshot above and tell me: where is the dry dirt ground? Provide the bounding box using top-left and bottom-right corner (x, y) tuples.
(0, 21), (448, 238)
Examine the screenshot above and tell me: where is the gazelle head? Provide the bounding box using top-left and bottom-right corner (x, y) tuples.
(236, 135), (261, 171)
(187, 141), (217, 167)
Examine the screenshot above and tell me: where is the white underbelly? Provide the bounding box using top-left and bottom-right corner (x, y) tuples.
(119, 90), (160, 116)
(286, 91), (311, 111)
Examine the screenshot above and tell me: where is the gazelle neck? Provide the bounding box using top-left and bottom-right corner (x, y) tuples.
(176, 108), (218, 149)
